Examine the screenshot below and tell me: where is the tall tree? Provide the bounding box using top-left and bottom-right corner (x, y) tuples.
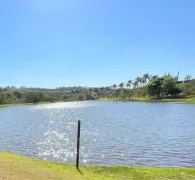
(135, 77), (142, 87)
(119, 82), (124, 99)
(175, 70), (180, 82)
(141, 77), (146, 87)
(112, 84), (118, 100)
(126, 83), (130, 89)
(115, 89), (121, 100)
(184, 75), (192, 82)
(119, 82), (124, 89)
(126, 80), (132, 100)
(112, 84), (117, 90)
(148, 77), (164, 98)
(181, 79), (195, 95)
(133, 81), (138, 88)
(128, 80), (133, 87)
(126, 80), (132, 89)
(143, 73), (150, 85)
(162, 76), (181, 96)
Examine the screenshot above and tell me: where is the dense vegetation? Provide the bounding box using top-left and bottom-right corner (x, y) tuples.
(0, 74), (194, 105)
(0, 88), (89, 105)
(97, 73), (195, 100)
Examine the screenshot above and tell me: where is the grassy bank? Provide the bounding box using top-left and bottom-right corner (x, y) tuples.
(98, 96), (195, 104)
(1, 152), (195, 180)
(0, 101), (61, 108)
(0, 103), (43, 108)
(0, 100), (89, 108)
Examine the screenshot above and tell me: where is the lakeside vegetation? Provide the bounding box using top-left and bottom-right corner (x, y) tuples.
(0, 73), (195, 106)
(99, 96), (195, 103)
(99, 96), (195, 105)
(0, 102), (51, 108)
(1, 152), (195, 180)
(0, 87), (89, 106)
(96, 73), (195, 103)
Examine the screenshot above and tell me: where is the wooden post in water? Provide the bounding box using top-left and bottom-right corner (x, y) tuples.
(76, 120), (81, 169)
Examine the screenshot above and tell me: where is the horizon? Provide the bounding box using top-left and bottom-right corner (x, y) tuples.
(1, 0), (195, 88)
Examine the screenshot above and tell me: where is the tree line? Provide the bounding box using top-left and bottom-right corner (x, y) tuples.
(106, 73), (195, 100)
(0, 73), (194, 105)
(0, 89), (88, 105)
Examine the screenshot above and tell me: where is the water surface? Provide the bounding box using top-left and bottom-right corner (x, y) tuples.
(0, 101), (195, 167)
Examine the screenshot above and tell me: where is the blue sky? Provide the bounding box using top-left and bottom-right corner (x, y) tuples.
(0, 0), (195, 88)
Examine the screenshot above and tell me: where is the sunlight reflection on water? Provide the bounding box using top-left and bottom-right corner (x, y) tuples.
(31, 101), (99, 164)
(0, 101), (195, 167)
(33, 101), (97, 109)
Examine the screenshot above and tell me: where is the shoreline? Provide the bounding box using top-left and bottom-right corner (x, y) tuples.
(0, 101), (53, 108)
(1, 97), (195, 108)
(1, 152), (195, 180)
(98, 96), (195, 104)
(0, 101), (69, 108)
(0, 98), (195, 108)
(0, 100), (91, 108)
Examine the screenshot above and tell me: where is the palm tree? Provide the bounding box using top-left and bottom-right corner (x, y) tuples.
(135, 77), (142, 87)
(119, 82), (124, 89)
(112, 84), (118, 99)
(118, 82), (124, 100)
(143, 73), (151, 85)
(126, 83), (130, 89)
(140, 77), (146, 87)
(142, 75), (147, 85)
(133, 81), (138, 88)
(128, 80), (133, 86)
(126, 80), (132, 89)
(184, 75), (192, 82)
(126, 80), (132, 100)
(112, 84), (117, 90)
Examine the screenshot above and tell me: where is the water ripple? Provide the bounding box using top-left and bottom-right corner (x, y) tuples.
(0, 101), (195, 167)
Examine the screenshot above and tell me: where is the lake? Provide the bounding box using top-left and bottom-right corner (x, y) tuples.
(0, 101), (195, 167)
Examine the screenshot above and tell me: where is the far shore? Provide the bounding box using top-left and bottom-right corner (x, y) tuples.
(1, 96), (195, 108)
(98, 96), (195, 104)
(0, 101), (61, 108)
(0, 100), (88, 108)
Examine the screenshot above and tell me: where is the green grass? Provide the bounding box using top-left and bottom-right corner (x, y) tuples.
(1, 152), (195, 180)
(98, 96), (195, 104)
(0, 103), (33, 108)
(0, 101), (57, 108)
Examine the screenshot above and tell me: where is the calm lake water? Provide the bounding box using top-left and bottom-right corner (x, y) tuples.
(0, 101), (195, 167)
